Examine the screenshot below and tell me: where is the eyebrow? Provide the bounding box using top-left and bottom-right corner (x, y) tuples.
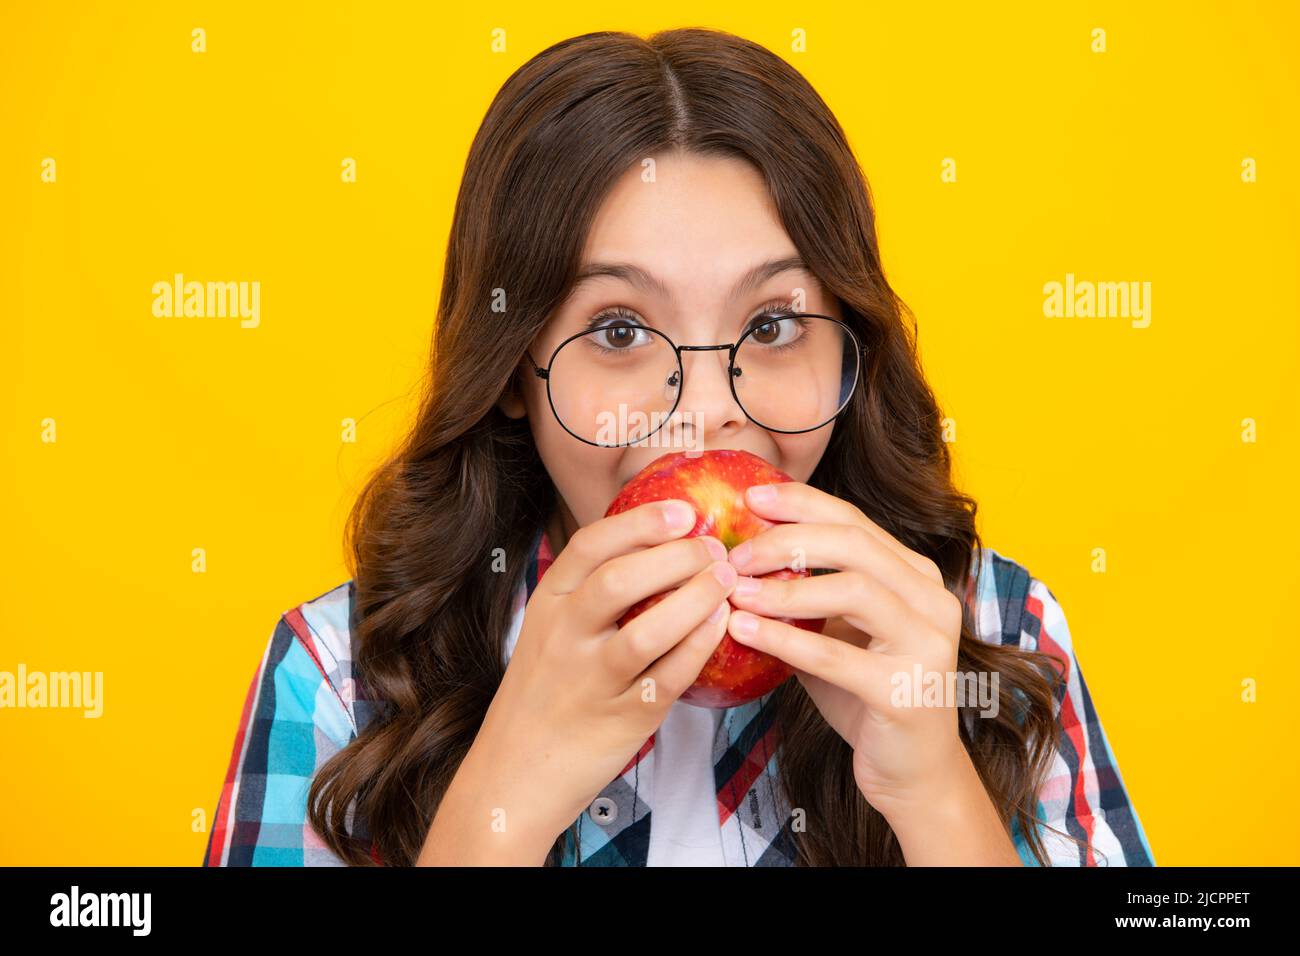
(568, 255), (811, 305)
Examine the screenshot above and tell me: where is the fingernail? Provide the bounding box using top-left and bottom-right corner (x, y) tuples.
(702, 537), (727, 561)
(728, 541), (752, 568)
(708, 601), (728, 625)
(730, 611), (758, 638)
(711, 561), (738, 587)
(747, 484), (776, 504)
(663, 501), (694, 529)
(734, 575), (762, 597)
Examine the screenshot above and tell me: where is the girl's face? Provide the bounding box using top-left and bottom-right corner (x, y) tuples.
(498, 150), (843, 549)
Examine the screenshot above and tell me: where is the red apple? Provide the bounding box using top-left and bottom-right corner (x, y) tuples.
(604, 448), (826, 708)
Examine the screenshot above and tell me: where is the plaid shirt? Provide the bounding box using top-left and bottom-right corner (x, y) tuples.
(203, 527), (1155, 867)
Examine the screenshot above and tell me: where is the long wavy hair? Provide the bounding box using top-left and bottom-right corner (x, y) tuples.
(308, 27), (1084, 866)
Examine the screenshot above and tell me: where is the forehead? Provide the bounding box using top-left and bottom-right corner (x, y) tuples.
(575, 151), (808, 302)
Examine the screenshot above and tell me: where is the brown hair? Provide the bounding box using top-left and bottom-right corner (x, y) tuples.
(308, 27), (1082, 866)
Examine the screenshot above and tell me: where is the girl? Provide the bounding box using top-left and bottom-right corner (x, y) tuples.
(203, 27), (1155, 867)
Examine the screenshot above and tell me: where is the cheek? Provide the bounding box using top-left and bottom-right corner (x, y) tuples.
(529, 409), (626, 526)
(772, 426), (833, 483)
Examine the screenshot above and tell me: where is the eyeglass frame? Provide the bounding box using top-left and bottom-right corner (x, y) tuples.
(522, 311), (867, 448)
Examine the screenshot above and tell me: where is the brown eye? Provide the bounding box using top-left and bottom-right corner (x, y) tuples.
(750, 320), (781, 345)
(601, 324), (639, 349)
(745, 316), (800, 349)
(582, 317), (654, 354)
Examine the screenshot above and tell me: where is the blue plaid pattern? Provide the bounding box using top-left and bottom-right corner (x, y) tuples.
(204, 528), (1154, 866)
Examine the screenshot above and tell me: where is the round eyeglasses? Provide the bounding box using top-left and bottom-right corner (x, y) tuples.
(524, 312), (864, 448)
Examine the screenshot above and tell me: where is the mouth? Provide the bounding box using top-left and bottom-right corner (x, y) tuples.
(617, 446), (777, 487)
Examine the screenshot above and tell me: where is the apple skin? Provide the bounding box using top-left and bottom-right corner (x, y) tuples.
(603, 449), (826, 709)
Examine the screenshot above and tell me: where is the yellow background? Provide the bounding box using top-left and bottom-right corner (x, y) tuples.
(2, 1), (1296, 865)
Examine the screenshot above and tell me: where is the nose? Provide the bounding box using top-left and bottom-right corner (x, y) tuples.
(658, 345), (747, 450)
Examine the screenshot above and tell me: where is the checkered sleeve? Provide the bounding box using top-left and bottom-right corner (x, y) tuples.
(1012, 576), (1156, 867)
(202, 616), (356, 866)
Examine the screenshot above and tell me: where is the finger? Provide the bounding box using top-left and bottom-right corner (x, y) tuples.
(742, 482), (944, 585)
(630, 596), (731, 706)
(541, 499), (698, 595)
(569, 534), (727, 630)
(603, 559), (738, 684)
(728, 521), (942, 615)
(726, 610), (891, 712)
(728, 569), (927, 652)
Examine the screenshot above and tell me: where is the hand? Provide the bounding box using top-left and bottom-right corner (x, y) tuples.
(470, 499), (738, 847)
(721, 481), (972, 823)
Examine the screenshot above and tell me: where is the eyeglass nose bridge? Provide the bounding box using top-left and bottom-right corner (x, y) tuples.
(672, 343), (743, 382)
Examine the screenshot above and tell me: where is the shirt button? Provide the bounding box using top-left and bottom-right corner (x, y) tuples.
(588, 796), (618, 827)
